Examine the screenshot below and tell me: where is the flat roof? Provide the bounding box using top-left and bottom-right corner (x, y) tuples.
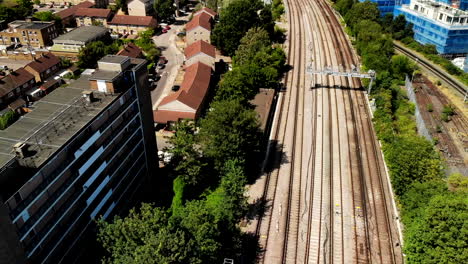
(53, 26), (109, 44)
(8, 20), (53, 30)
(0, 58), (145, 170)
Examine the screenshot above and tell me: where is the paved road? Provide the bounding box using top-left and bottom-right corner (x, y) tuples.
(150, 16), (188, 110)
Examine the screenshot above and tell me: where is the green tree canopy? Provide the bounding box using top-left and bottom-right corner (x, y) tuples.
(198, 99), (261, 171)
(154, 0), (175, 21)
(384, 135), (443, 196)
(233, 27), (272, 66)
(404, 193), (468, 263)
(344, 1), (380, 31)
(211, 0), (263, 56)
(77, 40), (120, 69)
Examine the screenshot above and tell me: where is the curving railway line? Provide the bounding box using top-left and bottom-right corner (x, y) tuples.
(253, 0), (403, 263)
(394, 43), (467, 97)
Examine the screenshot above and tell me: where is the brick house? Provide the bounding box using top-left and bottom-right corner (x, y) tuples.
(0, 68), (35, 108)
(74, 8), (112, 27)
(116, 43), (144, 58)
(24, 53), (61, 83)
(108, 15), (158, 36)
(184, 40), (216, 69)
(185, 12), (213, 45)
(154, 62), (212, 124)
(0, 20), (59, 48)
(56, 1), (95, 27)
(194, 7), (217, 19)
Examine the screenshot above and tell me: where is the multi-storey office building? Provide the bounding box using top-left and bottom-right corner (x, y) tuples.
(395, 0), (468, 54)
(0, 55), (158, 263)
(0, 20), (59, 48)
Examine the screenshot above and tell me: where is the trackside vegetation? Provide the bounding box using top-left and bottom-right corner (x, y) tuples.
(333, 0), (468, 262)
(97, 1), (286, 263)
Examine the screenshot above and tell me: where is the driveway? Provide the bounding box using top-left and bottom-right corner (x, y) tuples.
(151, 15), (189, 110)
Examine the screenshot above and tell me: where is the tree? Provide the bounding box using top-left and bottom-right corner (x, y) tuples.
(404, 193), (468, 263)
(271, 0), (285, 20)
(0, 111), (19, 130)
(206, 0), (218, 11)
(211, 0), (263, 56)
(344, 1), (380, 31)
(115, 0), (128, 14)
(98, 204), (197, 264)
(14, 0), (34, 18)
(233, 27), (271, 66)
(0, 6), (17, 23)
(198, 99), (261, 171)
(154, 0), (176, 21)
(77, 41), (120, 69)
(384, 135), (444, 196)
(390, 54), (415, 80)
(335, 0), (354, 17)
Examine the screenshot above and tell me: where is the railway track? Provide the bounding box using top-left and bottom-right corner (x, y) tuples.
(394, 43), (467, 97)
(253, 0), (403, 263)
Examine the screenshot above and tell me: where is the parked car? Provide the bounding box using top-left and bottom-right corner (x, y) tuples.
(162, 28), (168, 34)
(172, 85), (180, 91)
(159, 56), (168, 64)
(158, 63), (166, 69)
(165, 25), (171, 30)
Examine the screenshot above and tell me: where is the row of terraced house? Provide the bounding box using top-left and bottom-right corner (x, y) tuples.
(154, 7), (218, 125)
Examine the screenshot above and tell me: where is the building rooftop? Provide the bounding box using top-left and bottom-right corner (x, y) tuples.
(74, 8), (112, 18)
(24, 53), (60, 74)
(55, 1), (95, 19)
(109, 15), (157, 26)
(184, 40), (216, 59)
(3, 20), (54, 31)
(156, 62), (212, 124)
(116, 43), (143, 58)
(186, 12), (212, 32)
(194, 7), (217, 17)
(0, 68), (35, 97)
(0, 56), (145, 171)
(52, 26), (109, 44)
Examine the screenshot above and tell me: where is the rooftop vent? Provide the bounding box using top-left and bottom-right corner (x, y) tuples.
(82, 90), (94, 103)
(13, 142), (29, 158)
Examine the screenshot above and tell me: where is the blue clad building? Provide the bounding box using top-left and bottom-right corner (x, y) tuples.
(362, 0), (468, 54)
(394, 0), (468, 54)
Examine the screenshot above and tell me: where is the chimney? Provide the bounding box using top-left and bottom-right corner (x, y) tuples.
(25, 17), (32, 22)
(13, 142), (29, 159)
(82, 90), (94, 103)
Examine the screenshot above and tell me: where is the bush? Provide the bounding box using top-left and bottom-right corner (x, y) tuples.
(0, 110), (19, 130)
(426, 103), (433, 112)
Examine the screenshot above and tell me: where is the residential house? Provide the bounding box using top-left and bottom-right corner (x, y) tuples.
(127, 0), (154, 16)
(154, 62), (212, 124)
(0, 68), (35, 108)
(194, 7), (217, 19)
(24, 53), (61, 83)
(108, 15), (157, 36)
(185, 12), (213, 45)
(75, 8), (112, 27)
(116, 42), (144, 58)
(184, 40), (215, 69)
(0, 20), (58, 48)
(56, 1), (95, 27)
(50, 26), (110, 60)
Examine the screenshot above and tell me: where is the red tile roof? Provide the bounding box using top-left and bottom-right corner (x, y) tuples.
(74, 8), (111, 18)
(56, 1), (95, 19)
(186, 12), (212, 32)
(116, 43), (143, 58)
(153, 110), (195, 124)
(195, 7), (217, 17)
(156, 62), (212, 123)
(184, 40), (216, 59)
(109, 15), (157, 27)
(25, 53), (60, 74)
(0, 68), (34, 97)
